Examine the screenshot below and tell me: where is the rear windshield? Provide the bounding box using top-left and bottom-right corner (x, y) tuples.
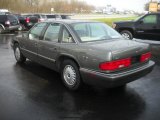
(71, 22), (122, 42)
(61, 15), (70, 19)
(46, 15), (55, 18)
(34, 15), (47, 19)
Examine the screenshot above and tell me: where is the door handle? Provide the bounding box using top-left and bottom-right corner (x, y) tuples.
(50, 47), (57, 51)
(153, 26), (157, 29)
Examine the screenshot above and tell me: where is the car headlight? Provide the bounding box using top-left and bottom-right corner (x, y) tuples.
(112, 23), (116, 29)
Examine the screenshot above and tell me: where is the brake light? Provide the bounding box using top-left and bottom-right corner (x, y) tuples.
(26, 18), (30, 23)
(5, 20), (10, 25)
(140, 52), (151, 62)
(99, 58), (131, 71)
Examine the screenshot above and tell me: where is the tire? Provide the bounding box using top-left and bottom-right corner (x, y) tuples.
(120, 30), (133, 40)
(0, 26), (4, 34)
(14, 43), (26, 63)
(61, 60), (82, 90)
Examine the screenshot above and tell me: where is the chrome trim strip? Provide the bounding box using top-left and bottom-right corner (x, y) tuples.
(21, 48), (37, 55)
(21, 48), (56, 63)
(38, 54), (56, 62)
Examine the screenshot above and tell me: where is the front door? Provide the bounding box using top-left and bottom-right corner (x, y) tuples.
(20, 22), (48, 61)
(135, 14), (159, 40)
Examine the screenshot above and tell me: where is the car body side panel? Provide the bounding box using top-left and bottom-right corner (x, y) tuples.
(19, 36), (38, 61)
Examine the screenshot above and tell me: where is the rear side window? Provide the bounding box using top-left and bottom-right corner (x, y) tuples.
(29, 23), (47, 40)
(44, 23), (61, 42)
(0, 15), (7, 21)
(142, 15), (157, 24)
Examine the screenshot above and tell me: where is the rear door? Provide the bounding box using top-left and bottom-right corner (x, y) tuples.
(157, 14), (160, 39)
(20, 22), (48, 61)
(0, 15), (7, 27)
(37, 23), (61, 70)
(135, 14), (159, 39)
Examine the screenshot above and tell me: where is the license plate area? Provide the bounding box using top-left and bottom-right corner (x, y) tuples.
(131, 55), (140, 64)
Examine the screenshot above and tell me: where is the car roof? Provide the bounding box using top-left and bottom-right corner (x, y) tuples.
(147, 12), (160, 15)
(44, 19), (100, 24)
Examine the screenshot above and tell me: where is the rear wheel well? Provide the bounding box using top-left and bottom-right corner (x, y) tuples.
(0, 24), (4, 29)
(57, 56), (80, 71)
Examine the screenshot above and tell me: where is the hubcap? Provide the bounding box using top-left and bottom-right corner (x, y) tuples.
(63, 65), (76, 86)
(15, 47), (21, 61)
(122, 33), (130, 39)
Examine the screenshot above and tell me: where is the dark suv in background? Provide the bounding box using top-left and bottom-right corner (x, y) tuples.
(0, 14), (20, 33)
(113, 13), (160, 40)
(32, 14), (47, 22)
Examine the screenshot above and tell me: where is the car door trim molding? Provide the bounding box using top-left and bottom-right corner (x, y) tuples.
(21, 48), (37, 55)
(38, 54), (56, 63)
(21, 48), (56, 63)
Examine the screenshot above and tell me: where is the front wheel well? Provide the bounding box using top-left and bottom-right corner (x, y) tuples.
(57, 56), (80, 71)
(119, 28), (134, 36)
(13, 41), (19, 49)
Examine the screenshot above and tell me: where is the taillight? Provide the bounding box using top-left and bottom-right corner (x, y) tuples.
(5, 20), (10, 25)
(26, 18), (30, 23)
(140, 52), (151, 62)
(99, 58), (131, 71)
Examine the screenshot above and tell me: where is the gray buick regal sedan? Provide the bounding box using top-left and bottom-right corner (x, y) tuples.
(11, 20), (155, 90)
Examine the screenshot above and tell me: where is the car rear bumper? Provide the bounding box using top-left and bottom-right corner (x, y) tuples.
(80, 61), (155, 88)
(5, 25), (20, 31)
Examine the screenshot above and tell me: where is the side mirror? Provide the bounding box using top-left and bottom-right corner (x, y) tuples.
(139, 20), (143, 24)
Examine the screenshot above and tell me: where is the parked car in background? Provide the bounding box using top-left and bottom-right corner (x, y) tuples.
(0, 9), (10, 15)
(60, 15), (71, 19)
(0, 14), (20, 33)
(32, 14), (47, 22)
(46, 14), (62, 21)
(113, 13), (160, 40)
(14, 14), (38, 30)
(11, 20), (155, 90)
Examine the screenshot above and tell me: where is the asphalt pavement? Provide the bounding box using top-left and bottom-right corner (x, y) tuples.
(0, 32), (160, 120)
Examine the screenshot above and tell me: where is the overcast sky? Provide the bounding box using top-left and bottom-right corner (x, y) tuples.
(84, 0), (151, 12)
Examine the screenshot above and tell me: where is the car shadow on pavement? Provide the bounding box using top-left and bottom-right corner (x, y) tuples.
(12, 60), (146, 120)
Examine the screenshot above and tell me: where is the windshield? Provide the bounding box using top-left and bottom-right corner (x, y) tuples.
(71, 22), (122, 42)
(134, 15), (145, 21)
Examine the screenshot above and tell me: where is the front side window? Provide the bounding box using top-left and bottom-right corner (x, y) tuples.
(71, 22), (122, 42)
(142, 15), (157, 24)
(44, 23), (61, 42)
(29, 23), (47, 40)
